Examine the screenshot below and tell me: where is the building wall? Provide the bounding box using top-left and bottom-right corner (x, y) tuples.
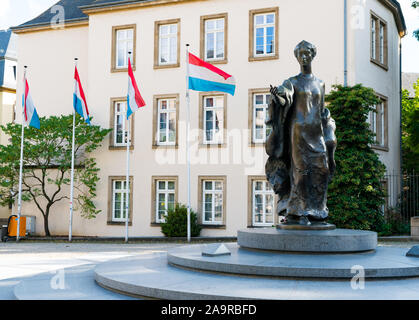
(14, 0), (401, 237)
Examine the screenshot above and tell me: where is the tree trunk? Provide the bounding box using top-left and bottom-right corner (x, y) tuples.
(43, 211), (50, 237)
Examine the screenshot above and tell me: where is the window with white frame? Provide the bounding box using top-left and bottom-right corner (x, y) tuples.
(159, 24), (178, 65)
(370, 13), (387, 67)
(367, 98), (387, 148)
(112, 180), (129, 222)
(205, 18), (225, 61)
(253, 93), (272, 143)
(202, 180), (223, 224)
(371, 17), (377, 60)
(203, 96), (224, 144)
(254, 12), (275, 56)
(252, 180), (274, 226)
(157, 99), (176, 145)
(116, 28), (134, 69)
(156, 180), (176, 223)
(113, 101), (127, 146)
(379, 22), (385, 64)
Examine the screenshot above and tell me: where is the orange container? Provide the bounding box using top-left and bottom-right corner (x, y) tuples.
(8, 216), (26, 237)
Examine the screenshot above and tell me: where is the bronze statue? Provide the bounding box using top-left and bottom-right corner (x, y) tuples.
(266, 41), (337, 226)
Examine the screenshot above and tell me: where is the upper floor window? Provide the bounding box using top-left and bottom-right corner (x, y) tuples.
(249, 8), (279, 61)
(370, 13), (387, 69)
(200, 13), (228, 63)
(202, 95), (225, 145)
(109, 98), (134, 150)
(154, 19), (180, 68)
(157, 98), (177, 146)
(111, 25), (136, 72)
(368, 95), (388, 150)
(252, 92), (272, 143)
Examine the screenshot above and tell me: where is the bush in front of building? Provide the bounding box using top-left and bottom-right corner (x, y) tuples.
(325, 84), (387, 231)
(161, 204), (202, 237)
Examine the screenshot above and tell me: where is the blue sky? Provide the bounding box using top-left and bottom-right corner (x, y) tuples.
(0, 0), (418, 72)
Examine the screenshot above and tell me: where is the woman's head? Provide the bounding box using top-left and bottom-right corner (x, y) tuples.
(294, 40), (317, 66)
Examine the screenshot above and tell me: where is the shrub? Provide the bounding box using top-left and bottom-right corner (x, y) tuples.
(161, 204), (202, 237)
(378, 208), (411, 236)
(325, 84), (387, 231)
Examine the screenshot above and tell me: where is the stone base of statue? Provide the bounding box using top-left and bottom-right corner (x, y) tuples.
(237, 227), (377, 253)
(277, 222), (336, 230)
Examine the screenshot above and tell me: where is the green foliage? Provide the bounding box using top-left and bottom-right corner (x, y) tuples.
(413, 1), (419, 41)
(0, 115), (111, 236)
(325, 84), (386, 231)
(378, 208), (411, 236)
(401, 79), (419, 172)
(161, 204), (202, 237)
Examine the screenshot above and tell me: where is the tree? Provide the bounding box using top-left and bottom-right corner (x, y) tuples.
(401, 79), (419, 172)
(325, 85), (386, 231)
(413, 1), (419, 41)
(0, 115), (111, 236)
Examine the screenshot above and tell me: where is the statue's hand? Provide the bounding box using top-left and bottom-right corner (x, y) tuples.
(270, 85), (286, 106)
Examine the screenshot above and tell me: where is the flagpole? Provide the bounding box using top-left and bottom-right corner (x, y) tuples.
(16, 66), (27, 242)
(186, 44), (191, 243)
(125, 52), (132, 243)
(69, 58), (78, 242)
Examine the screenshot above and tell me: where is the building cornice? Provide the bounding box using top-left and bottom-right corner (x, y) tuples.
(11, 18), (89, 35)
(80, 0), (203, 14)
(379, 0), (407, 37)
(0, 87), (16, 94)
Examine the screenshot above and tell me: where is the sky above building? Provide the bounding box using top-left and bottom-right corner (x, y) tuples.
(0, 0), (418, 72)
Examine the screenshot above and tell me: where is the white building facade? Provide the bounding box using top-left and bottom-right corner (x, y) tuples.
(11, 0), (406, 237)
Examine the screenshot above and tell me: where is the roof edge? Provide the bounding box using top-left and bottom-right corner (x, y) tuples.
(11, 17), (89, 34)
(379, 0), (407, 37)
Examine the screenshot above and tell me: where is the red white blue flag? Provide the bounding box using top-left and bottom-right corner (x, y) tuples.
(127, 57), (146, 119)
(73, 66), (90, 124)
(188, 52), (236, 96)
(23, 79), (40, 129)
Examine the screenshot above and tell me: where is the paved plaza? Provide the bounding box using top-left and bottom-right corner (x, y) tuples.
(0, 240), (418, 300)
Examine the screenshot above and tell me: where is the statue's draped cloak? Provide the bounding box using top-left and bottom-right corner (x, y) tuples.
(266, 77), (336, 221)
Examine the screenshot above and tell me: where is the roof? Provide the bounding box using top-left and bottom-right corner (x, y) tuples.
(11, 0), (94, 32)
(402, 73), (419, 98)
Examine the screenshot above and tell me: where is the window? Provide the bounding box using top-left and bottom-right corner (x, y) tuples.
(249, 8), (279, 61)
(367, 95), (388, 150)
(109, 98), (134, 150)
(198, 176), (226, 227)
(251, 91), (272, 144)
(108, 176), (133, 225)
(200, 95), (226, 145)
(252, 180), (275, 226)
(111, 25), (136, 72)
(155, 180), (176, 223)
(152, 94), (179, 148)
(200, 13), (228, 63)
(202, 180), (223, 224)
(154, 19), (180, 68)
(370, 12), (387, 69)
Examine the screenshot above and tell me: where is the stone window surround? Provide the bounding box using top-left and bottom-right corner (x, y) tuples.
(248, 7), (279, 62)
(370, 11), (388, 70)
(152, 94), (180, 149)
(197, 175), (227, 229)
(109, 97), (135, 151)
(247, 176), (279, 227)
(111, 24), (137, 73)
(150, 176), (179, 226)
(154, 18), (181, 69)
(107, 176), (134, 226)
(198, 92), (228, 148)
(200, 12), (228, 65)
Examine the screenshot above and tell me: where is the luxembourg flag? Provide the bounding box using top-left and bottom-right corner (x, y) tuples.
(188, 52), (236, 96)
(73, 67), (90, 124)
(127, 57), (146, 119)
(23, 79), (40, 129)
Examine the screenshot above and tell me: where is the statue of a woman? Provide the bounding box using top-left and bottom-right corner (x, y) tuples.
(266, 41), (337, 226)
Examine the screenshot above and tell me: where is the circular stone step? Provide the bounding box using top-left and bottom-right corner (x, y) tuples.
(167, 244), (419, 279)
(237, 228), (377, 252)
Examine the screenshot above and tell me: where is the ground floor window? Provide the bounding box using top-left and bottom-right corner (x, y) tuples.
(198, 176), (226, 226)
(252, 180), (274, 226)
(156, 180), (176, 223)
